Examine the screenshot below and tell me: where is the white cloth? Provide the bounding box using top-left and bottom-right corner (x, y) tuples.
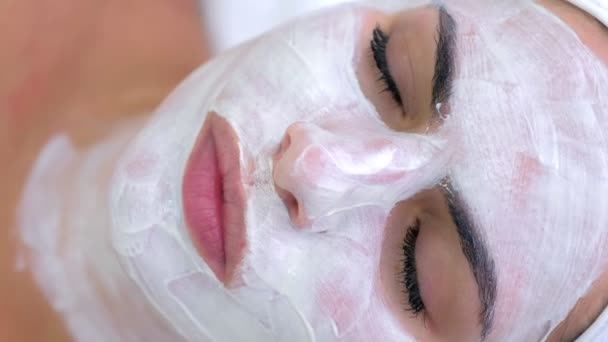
(566, 0), (608, 27)
(578, 306), (608, 340)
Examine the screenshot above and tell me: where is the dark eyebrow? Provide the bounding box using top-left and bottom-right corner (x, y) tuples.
(439, 178), (497, 339)
(432, 5), (457, 107)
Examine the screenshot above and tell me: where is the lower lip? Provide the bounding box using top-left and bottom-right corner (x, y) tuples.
(182, 113), (246, 285)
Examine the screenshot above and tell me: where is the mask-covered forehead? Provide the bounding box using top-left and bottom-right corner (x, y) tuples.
(444, 0), (608, 339)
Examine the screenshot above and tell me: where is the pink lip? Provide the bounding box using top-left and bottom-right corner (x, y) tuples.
(182, 113), (246, 285)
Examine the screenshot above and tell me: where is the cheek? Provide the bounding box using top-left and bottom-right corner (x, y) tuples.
(300, 212), (386, 335)
(315, 271), (369, 336)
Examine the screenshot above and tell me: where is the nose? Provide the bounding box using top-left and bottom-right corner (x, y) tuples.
(272, 122), (447, 229)
(272, 124), (313, 227)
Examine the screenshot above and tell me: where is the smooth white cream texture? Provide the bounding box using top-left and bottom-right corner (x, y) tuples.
(17, 1), (608, 341)
(18, 132), (183, 341)
(273, 121), (450, 225)
(561, 1), (608, 339)
(445, 1), (608, 339)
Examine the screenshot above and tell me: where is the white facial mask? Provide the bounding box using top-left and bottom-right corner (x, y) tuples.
(108, 5), (444, 341)
(272, 121), (450, 226)
(443, 1), (608, 339)
(17, 130), (185, 341)
(17, 1), (608, 341)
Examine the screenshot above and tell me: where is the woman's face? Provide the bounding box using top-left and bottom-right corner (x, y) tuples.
(110, 1), (608, 341)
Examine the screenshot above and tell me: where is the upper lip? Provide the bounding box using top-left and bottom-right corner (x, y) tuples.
(181, 113), (246, 285)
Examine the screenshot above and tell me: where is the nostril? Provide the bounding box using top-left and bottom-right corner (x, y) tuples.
(273, 123), (313, 228)
(283, 190), (300, 222)
(274, 184), (309, 228)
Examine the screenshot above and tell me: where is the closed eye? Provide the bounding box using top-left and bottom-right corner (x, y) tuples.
(371, 26), (405, 111)
(400, 218), (425, 315)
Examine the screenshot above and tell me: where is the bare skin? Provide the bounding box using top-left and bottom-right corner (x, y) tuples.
(0, 0), (605, 341)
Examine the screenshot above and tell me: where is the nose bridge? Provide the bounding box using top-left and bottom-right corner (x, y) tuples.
(272, 121), (448, 228)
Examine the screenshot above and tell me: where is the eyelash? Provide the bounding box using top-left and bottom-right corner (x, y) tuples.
(401, 218), (425, 316)
(370, 26), (404, 108)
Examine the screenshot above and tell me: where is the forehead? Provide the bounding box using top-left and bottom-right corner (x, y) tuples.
(446, 1), (608, 242)
(440, 1), (608, 336)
